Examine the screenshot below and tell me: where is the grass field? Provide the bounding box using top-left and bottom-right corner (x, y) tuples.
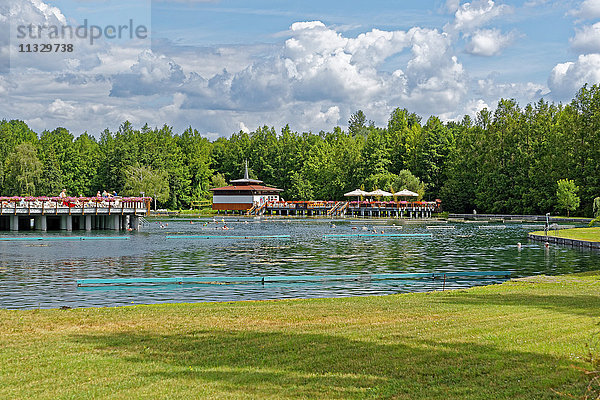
(532, 227), (600, 242)
(1, 273), (599, 399)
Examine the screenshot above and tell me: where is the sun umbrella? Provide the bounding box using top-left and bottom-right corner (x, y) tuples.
(344, 189), (368, 202)
(393, 189), (419, 197)
(366, 189), (393, 198)
(344, 189), (368, 197)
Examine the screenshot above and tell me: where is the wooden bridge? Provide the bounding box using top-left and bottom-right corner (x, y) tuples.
(0, 196), (151, 231)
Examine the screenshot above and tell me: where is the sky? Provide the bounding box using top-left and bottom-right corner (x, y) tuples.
(1, 0), (600, 138)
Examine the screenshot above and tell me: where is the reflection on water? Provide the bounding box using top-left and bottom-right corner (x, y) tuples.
(0, 218), (597, 309)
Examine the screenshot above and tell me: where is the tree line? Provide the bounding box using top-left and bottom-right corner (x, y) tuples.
(1, 84), (600, 216)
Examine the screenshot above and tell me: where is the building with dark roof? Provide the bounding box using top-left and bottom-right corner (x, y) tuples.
(210, 162), (283, 211)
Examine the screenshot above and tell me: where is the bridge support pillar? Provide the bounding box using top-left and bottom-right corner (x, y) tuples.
(10, 215), (18, 231)
(35, 215), (47, 231)
(131, 215), (140, 231)
(85, 215), (92, 231)
(65, 215), (72, 231)
(111, 214), (120, 231)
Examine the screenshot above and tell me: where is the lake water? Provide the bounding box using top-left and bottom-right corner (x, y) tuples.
(0, 217), (598, 309)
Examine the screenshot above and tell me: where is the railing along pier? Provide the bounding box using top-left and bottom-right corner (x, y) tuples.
(245, 200), (440, 218)
(0, 196), (152, 232)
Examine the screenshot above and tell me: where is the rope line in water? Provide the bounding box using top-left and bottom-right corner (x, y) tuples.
(166, 235), (291, 240)
(323, 233), (432, 238)
(77, 271), (512, 286)
(0, 237), (129, 241)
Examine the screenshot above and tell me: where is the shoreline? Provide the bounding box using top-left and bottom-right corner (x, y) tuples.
(529, 227), (600, 249)
(529, 232), (600, 248)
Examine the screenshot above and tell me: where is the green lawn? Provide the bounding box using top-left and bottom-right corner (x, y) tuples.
(1, 273), (599, 399)
(532, 227), (600, 242)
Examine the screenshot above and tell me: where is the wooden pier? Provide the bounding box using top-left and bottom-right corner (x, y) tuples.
(242, 200), (440, 218)
(0, 196), (151, 232)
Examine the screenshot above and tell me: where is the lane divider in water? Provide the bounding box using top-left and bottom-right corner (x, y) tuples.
(76, 271), (512, 287)
(166, 235), (291, 240)
(0, 236), (130, 241)
(323, 233), (432, 238)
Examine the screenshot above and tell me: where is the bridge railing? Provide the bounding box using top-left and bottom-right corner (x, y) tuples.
(0, 196), (152, 214)
(264, 200), (441, 212)
(347, 201), (439, 211)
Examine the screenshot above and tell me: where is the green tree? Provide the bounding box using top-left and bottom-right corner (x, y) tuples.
(210, 173), (227, 189)
(123, 164), (170, 204)
(287, 171), (313, 200)
(38, 152), (64, 196)
(348, 110), (367, 136)
(594, 197), (600, 218)
(3, 142), (42, 195)
(556, 179), (580, 216)
(395, 170), (425, 200)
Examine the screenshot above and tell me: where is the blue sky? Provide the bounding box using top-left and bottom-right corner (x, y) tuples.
(3, 0), (600, 137)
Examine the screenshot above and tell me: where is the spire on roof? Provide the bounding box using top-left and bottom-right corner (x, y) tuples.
(230, 160), (264, 185)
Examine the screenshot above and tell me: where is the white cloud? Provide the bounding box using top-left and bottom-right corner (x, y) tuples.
(569, 0), (600, 20)
(570, 22), (600, 53)
(309, 106), (341, 126)
(110, 50), (186, 97)
(445, 0), (461, 13)
(524, 0), (549, 6)
(239, 122), (250, 133)
(548, 54), (600, 99)
(466, 29), (516, 56)
(48, 99), (77, 118)
(464, 99), (490, 115)
(476, 78), (548, 100)
(161, 22), (466, 121)
(450, 0), (512, 33)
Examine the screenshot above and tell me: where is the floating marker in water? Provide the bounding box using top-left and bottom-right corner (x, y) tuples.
(166, 235), (291, 240)
(323, 233), (432, 238)
(478, 225), (507, 229)
(0, 236), (129, 242)
(76, 270), (512, 286)
(426, 226), (455, 230)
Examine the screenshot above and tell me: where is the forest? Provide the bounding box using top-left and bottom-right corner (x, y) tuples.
(1, 84), (599, 216)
